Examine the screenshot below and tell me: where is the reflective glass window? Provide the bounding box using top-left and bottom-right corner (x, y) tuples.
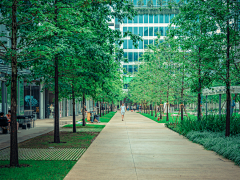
(128, 40), (133, 49)
(165, 14), (169, 23)
(139, 27), (143, 36)
(123, 40), (127, 49)
(134, 27), (138, 35)
(144, 40), (148, 49)
(134, 65), (138, 73)
(128, 18), (132, 23)
(134, 52), (138, 62)
(115, 18), (119, 24)
(139, 52), (143, 61)
(144, 0), (147, 6)
(128, 65), (133, 73)
(123, 27), (127, 34)
(159, 14), (163, 23)
(170, 14), (175, 22)
(134, 0), (137, 5)
(154, 27), (158, 36)
(128, 27), (132, 33)
(154, 15), (158, 23)
(149, 27), (153, 36)
(159, 27), (164, 36)
(144, 14), (148, 23)
(123, 17), (127, 23)
(165, 27), (168, 35)
(124, 52), (127, 58)
(144, 27), (148, 36)
(139, 15), (143, 23)
(134, 15), (138, 23)
(149, 39), (153, 45)
(149, 15), (153, 23)
(153, 0), (157, 6)
(128, 52), (133, 62)
(139, 40), (143, 49)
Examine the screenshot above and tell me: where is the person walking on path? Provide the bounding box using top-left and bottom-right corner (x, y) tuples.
(120, 103), (126, 121)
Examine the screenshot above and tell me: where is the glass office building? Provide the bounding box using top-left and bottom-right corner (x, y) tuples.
(115, 0), (179, 90)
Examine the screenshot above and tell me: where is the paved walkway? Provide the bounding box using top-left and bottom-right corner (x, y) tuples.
(64, 111), (240, 180)
(0, 116), (81, 150)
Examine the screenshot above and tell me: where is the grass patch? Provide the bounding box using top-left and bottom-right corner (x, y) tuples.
(0, 120), (106, 179)
(18, 131), (100, 149)
(63, 124), (105, 129)
(0, 160), (76, 180)
(99, 111), (116, 123)
(139, 112), (183, 123)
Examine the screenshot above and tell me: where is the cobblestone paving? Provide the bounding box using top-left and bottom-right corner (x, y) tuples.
(0, 148), (86, 161)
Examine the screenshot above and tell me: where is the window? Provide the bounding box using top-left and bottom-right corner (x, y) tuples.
(115, 18), (119, 24)
(165, 14), (169, 23)
(128, 52), (133, 62)
(124, 52), (127, 58)
(123, 40), (127, 49)
(128, 65), (133, 74)
(134, 52), (138, 62)
(128, 27), (132, 34)
(134, 65), (138, 73)
(123, 65), (127, 74)
(123, 17), (127, 23)
(139, 27), (143, 36)
(139, 40), (143, 49)
(144, 0), (147, 6)
(134, 15), (138, 23)
(154, 15), (158, 23)
(139, 52), (143, 61)
(159, 14), (163, 23)
(144, 40), (148, 48)
(128, 18), (132, 23)
(170, 14), (175, 22)
(154, 27), (158, 36)
(144, 14), (148, 23)
(123, 27), (127, 34)
(149, 14), (153, 23)
(149, 27), (153, 36)
(139, 15), (143, 23)
(149, 39), (153, 45)
(134, 0), (137, 5)
(153, 0), (157, 6)
(165, 27), (168, 35)
(134, 27), (138, 35)
(144, 27), (148, 36)
(159, 27), (164, 36)
(128, 40), (133, 49)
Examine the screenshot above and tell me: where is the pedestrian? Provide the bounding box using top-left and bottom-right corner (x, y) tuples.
(139, 105), (141, 113)
(120, 103), (126, 121)
(6, 110), (20, 133)
(127, 105), (129, 111)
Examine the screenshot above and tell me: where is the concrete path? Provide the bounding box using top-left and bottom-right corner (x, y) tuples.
(0, 116), (81, 150)
(64, 111), (240, 180)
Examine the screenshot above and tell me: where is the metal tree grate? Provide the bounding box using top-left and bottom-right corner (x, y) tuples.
(0, 148), (86, 161)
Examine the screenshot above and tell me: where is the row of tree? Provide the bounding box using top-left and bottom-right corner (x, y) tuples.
(0, 0), (139, 167)
(128, 0), (240, 137)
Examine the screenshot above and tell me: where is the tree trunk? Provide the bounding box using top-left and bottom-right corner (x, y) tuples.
(225, 11), (230, 137)
(155, 102), (157, 117)
(151, 103), (153, 116)
(181, 68), (184, 121)
(82, 93), (86, 126)
(100, 101), (102, 117)
(53, 1), (60, 143)
(72, 83), (76, 133)
(166, 86), (169, 121)
(10, 1), (19, 167)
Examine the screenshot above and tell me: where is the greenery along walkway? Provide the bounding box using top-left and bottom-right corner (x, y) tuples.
(0, 111), (116, 180)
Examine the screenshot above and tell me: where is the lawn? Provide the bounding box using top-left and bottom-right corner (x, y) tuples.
(0, 160), (76, 180)
(0, 121), (106, 179)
